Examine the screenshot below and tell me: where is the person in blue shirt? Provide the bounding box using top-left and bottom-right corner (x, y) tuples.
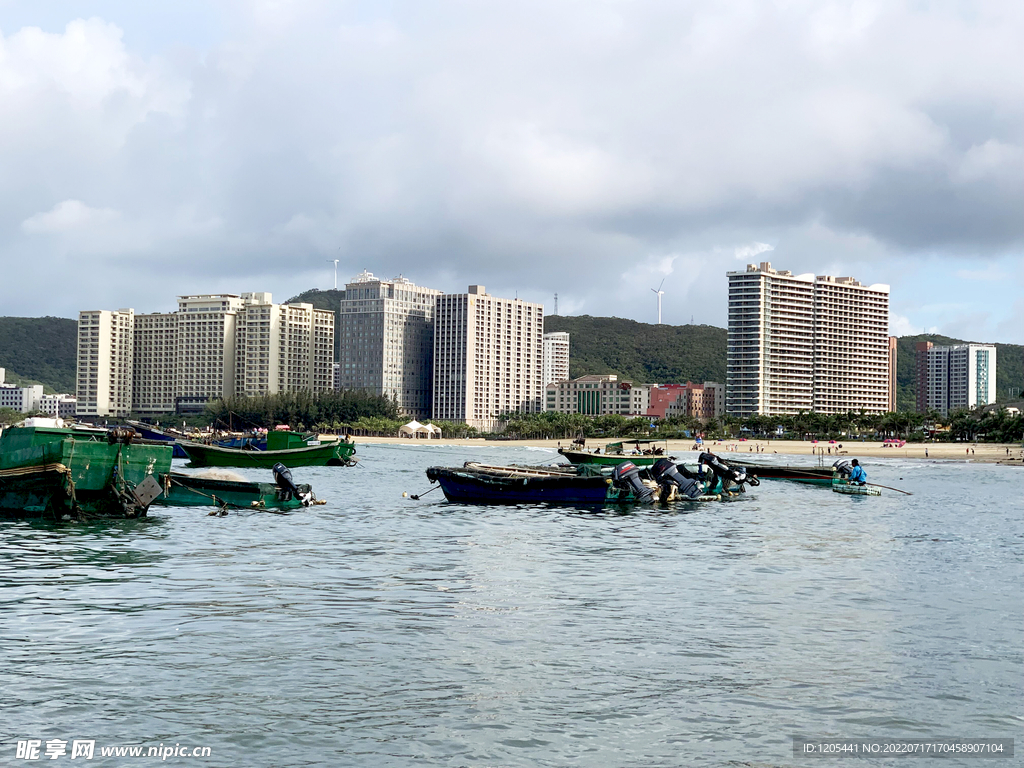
(848, 459), (867, 485)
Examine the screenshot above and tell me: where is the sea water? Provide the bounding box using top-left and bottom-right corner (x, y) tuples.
(2, 445), (1021, 766)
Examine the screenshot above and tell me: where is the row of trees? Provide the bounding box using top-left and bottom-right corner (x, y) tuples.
(497, 406), (1024, 443)
(205, 390), (400, 432)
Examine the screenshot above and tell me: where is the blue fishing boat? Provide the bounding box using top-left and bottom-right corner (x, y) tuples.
(423, 459), (748, 505)
(127, 421), (189, 458)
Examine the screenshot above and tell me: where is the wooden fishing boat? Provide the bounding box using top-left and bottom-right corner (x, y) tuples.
(127, 420), (190, 458)
(0, 420), (171, 519)
(831, 479), (881, 496)
(735, 460), (834, 485)
(423, 462), (726, 505)
(180, 431), (356, 468)
(557, 439), (669, 467)
(152, 470), (317, 510)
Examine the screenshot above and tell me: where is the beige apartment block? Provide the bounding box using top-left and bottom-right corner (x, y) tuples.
(76, 309), (135, 418)
(338, 271), (441, 419)
(235, 294), (335, 398)
(134, 313), (177, 415)
(174, 294), (247, 411)
(542, 331), (570, 387)
(727, 262), (890, 417)
(433, 286), (543, 431)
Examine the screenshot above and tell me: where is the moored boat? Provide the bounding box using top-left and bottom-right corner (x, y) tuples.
(126, 420), (190, 458)
(0, 420), (172, 520)
(180, 431), (356, 468)
(423, 458), (744, 505)
(557, 439), (669, 467)
(153, 466), (319, 510)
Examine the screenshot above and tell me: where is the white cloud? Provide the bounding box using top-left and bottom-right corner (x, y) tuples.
(21, 199), (120, 233)
(0, 1), (1019, 343)
(732, 242), (775, 261)
(890, 314), (937, 337)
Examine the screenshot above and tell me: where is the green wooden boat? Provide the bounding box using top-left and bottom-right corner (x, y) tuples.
(558, 439), (668, 467)
(152, 471), (319, 510)
(180, 431), (356, 468)
(0, 422), (172, 519)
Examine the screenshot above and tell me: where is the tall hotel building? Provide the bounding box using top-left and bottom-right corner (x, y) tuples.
(76, 309), (135, 418)
(542, 331), (570, 386)
(78, 293), (334, 417)
(234, 295), (335, 398)
(337, 271), (441, 419)
(726, 262), (890, 417)
(433, 286), (544, 431)
(915, 342), (996, 416)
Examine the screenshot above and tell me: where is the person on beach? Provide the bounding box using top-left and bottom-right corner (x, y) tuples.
(848, 459), (867, 485)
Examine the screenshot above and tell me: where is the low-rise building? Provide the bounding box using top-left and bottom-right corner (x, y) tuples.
(0, 382), (44, 413)
(545, 374), (651, 417)
(648, 382), (724, 420)
(40, 394), (77, 419)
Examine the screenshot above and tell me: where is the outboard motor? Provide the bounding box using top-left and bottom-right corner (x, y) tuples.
(272, 463), (313, 506)
(698, 451), (751, 492)
(832, 460), (852, 479)
(651, 458), (704, 500)
(611, 461), (654, 503)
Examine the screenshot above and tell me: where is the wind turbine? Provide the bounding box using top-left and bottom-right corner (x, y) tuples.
(327, 259), (339, 289)
(651, 278), (665, 324)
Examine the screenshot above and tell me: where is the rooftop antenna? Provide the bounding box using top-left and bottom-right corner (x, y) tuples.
(554, 293), (558, 316)
(651, 278), (665, 324)
(327, 259), (339, 289)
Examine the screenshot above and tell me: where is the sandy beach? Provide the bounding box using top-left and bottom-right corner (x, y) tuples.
(348, 435), (1024, 465)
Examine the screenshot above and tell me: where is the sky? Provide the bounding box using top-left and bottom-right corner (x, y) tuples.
(0, 0), (1021, 343)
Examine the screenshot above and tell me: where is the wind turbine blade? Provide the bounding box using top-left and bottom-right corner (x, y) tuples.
(657, 277), (665, 292)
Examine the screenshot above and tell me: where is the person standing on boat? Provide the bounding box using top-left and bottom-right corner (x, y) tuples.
(848, 459), (867, 485)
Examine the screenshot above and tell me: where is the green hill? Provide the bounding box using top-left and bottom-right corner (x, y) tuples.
(543, 315), (727, 384)
(0, 317), (78, 394)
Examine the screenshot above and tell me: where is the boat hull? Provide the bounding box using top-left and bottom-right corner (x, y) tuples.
(557, 448), (661, 467)
(427, 466), (614, 504)
(152, 472), (313, 509)
(0, 427), (173, 519)
(180, 440), (355, 468)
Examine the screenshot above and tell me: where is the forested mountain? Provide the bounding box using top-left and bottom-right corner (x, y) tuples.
(0, 317), (78, 394)
(543, 315), (727, 384)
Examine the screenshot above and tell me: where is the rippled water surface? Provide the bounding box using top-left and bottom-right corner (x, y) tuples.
(2, 445), (1022, 766)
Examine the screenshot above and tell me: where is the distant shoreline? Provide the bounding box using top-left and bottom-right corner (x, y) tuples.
(346, 436), (1024, 465)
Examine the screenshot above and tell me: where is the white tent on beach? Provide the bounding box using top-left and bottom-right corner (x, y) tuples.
(398, 420), (442, 439)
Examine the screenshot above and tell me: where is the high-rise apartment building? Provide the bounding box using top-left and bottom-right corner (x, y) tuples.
(78, 293), (335, 417)
(433, 286), (543, 430)
(76, 309), (135, 417)
(542, 332), (570, 386)
(235, 294), (335, 398)
(727, 262), (890, 417)
(915, 342), (997, 416)
(338, 271), (441, 419)
(134, 312), (177, 416)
